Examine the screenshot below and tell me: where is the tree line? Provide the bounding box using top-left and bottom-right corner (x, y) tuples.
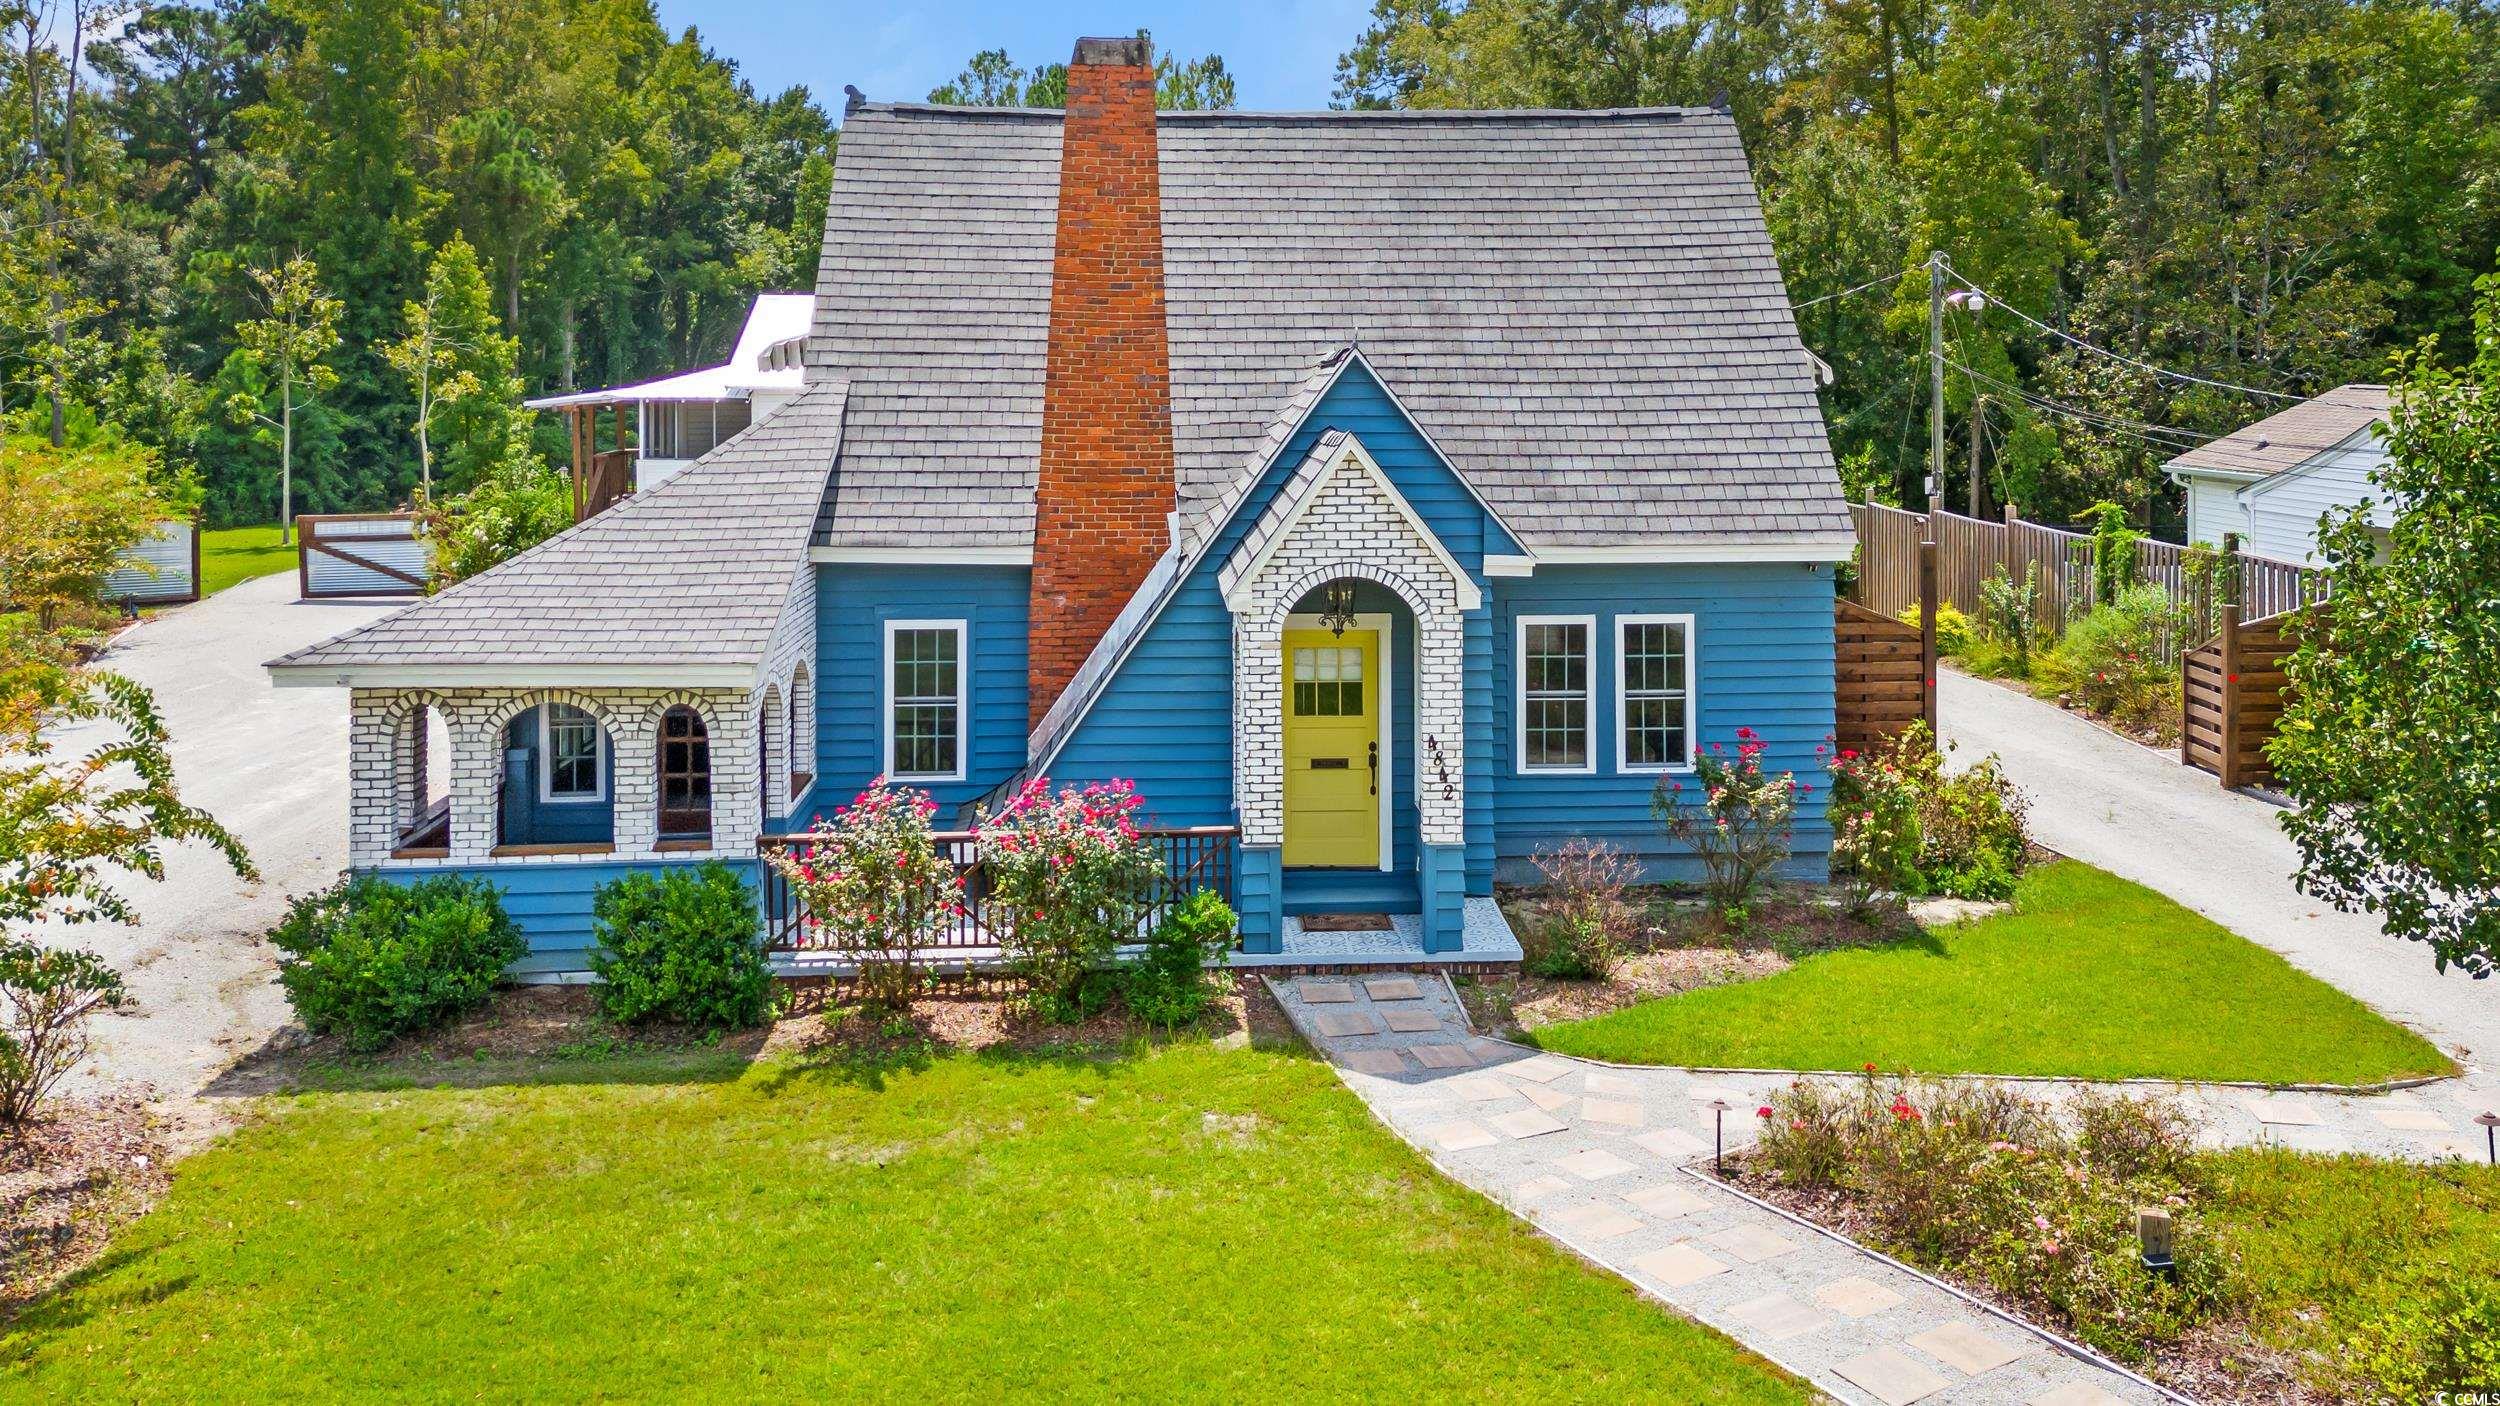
(1338, 0), (2500, 528)
(1, 0), (836, 529)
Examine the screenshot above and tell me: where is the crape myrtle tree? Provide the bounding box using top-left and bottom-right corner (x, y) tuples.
(2273, 267), (2500, 978)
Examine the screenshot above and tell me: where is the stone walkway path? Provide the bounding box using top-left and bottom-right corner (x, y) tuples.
(1270, 973), (2500, 1406)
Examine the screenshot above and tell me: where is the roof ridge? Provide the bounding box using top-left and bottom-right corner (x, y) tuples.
(850, 101), (1723, 124)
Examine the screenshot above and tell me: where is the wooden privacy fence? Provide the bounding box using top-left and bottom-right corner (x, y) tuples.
(103, 518), (201, 606)
(297, 513), (433, 598)
(1850, 501), (2330, 666)
(2181, 604), (2310, 789)
(754, 825), (1241, 956)
(1835, 595), (1937, 754)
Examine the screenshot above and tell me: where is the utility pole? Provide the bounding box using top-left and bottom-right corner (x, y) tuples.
(1927, 249), (1946, 515)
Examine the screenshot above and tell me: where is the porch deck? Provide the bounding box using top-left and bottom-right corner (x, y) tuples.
(1232, 897), (1523, 970)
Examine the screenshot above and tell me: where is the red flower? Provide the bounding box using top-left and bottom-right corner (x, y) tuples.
(1755, 1105), (1773, 1119)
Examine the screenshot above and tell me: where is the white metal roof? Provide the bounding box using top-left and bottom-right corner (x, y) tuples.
(526, 293), (813, 409)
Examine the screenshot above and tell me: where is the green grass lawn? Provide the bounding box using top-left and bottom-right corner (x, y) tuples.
(1530, 861), (2451, 1084)
(197, 523), (294, 597)
(1, 1042), (1809, 1404)
(2206, 1148), (2500, 1398)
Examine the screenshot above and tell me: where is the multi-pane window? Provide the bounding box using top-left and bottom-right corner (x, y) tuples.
(1517, 617), (1592, 771)
(657, 706), (711, 838)
(540, 703), (604, 801)
(1291, 646), (1365, 717)
(1618, 616), (1694, 771)
(887, 622), (964, 780)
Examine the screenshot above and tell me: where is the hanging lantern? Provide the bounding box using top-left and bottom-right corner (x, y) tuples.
(1318, 581), (1359, 638)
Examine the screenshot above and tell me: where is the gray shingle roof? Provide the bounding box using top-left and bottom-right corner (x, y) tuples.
(810, 104), (1849, 553)
(2164, 384), (2390, 479)
(269, 385), (848, 676)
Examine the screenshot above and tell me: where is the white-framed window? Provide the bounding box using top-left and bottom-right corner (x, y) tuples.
(883, 619), (966, 782)
(538, 702), (606, 803)
(1616, 614), (1696, 773)
(1514, 614), (1594, 773)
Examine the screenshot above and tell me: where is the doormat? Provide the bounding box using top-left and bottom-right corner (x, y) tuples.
(1300, 913), (1394, 932)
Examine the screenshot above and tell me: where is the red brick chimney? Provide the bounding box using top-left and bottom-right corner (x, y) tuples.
(1027, 34), (1177, 727)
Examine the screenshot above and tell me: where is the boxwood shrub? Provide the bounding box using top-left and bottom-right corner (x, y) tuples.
(267, 874), (525, 1052)
(589, 862), (776, 1030)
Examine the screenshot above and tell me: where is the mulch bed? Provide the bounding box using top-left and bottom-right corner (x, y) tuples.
(1, 1094), (173, 1319)
(1466, 891), (1918, 1039)
(1725, 1159), (2334, 1404)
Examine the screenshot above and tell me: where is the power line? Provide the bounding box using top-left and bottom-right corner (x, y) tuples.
(1944, 356), (2365, 460)
(1789, 265), (1909, 313)
(1946, 270), (2308, 403)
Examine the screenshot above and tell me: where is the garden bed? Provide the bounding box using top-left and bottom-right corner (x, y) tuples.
(1726, 1074), (2500, 1402)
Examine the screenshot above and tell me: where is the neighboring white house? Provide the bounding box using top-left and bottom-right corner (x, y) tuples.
(527, 292), (812, 493)
(2164, 384), (2392, 566)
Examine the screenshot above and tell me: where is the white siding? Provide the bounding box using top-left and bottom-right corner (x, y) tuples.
(2242, 439), (2393, 567)
(102, 520), (197, 603)
(2181, 476), (2249, 547)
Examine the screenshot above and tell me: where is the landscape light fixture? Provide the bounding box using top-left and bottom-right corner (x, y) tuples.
(2477, 1111), (2499, 1167)
(1706, 1097), (1733, 1176)
(2136, 1207), (2176, 1280)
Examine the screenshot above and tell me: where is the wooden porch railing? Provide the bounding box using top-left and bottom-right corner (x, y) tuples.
(755, 825), (1241, 954)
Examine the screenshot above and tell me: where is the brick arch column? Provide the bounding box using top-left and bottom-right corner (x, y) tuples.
(457, 689), (625, 861)
(1231, 552), (1467, 851)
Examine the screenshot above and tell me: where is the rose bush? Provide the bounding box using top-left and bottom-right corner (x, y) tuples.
(777, 781), (962, 1011)
(1654, 727), (1798, 924)
(977, 777), (1164, 1023)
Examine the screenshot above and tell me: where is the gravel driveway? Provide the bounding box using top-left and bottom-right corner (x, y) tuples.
(1939, 668), (2500, 1075)
(41, 571), (400, 1116)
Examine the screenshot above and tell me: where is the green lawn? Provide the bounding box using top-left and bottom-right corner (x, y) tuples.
(1, 1042), (1808, 1404)
(1531, 862), (2451, 1084)
(2206, 1148), (2500, 1398)
(197, 523), (294, 597)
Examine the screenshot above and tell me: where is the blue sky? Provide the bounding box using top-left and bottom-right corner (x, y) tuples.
(651, 2), (1376, 116)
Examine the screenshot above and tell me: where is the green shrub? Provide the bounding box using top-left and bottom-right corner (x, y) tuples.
(1976, 563), (2042, 676)
(2342, 1277), (2500, 1402)
(1524, 838), (1641, 979)
(1827, 723), (2029, 901)
(979, 778), (1164, 1023)
(589, 862), (776, 1031)
(267, 874), (524, 1052)
(2086, 500), (2142, 608)
(2037, 584), (2183, 739)
(1123, 889), (1236, 1027)
(1654, 727), (1797, 923)
(1894, 601), (1975, 659)
(1753, 1071), (2226, 1363)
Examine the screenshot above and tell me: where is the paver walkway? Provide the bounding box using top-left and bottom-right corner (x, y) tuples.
(1272, 973), (2500, 1406)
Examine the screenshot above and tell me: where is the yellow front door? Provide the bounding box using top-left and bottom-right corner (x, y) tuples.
(1282, 628), (1380, 868)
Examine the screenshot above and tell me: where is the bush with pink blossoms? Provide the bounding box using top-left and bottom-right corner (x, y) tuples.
(775, 781), (963, 1011)
(977, 778), (1165, 1022)
(1652, 726), (1800, 924)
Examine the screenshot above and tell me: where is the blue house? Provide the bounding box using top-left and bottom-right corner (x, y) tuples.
(269, 37), (1853, 975)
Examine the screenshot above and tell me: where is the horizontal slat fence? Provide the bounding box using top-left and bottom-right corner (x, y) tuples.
(298, 513), (433, 598)
(755, 825), (1240, 957)
(103, 518), (201, 606)
(1835, 599), (1934, 753)
(1849, 500), (2329, 668)
(2180, 604), (2310, 789)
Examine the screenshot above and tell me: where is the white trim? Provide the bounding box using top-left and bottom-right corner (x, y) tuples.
(1532, 542), (1855, 565)
(269, 662), (757, 690)
(882, 618), (968, 783)
(536, 702), (609, 804)
(1514, 614), (1596, 775)
(1482, 554), (1537, 577)
(1284, 611), (1395, 872)
(1613, 613), (1697, 775)
(1220, 435), (1484, 613)
(810, 545), (1032, 566)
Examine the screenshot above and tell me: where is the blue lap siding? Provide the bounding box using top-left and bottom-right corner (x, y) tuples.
(375, 855), (757, 978)
(811, 563), (1030, 816)
(1489, 563), (1836, 883)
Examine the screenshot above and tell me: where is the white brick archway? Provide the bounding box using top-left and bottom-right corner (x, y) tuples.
(1225, 445), (1470, 852)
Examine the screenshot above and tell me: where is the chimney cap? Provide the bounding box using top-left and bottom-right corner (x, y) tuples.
(1072, 35), (1151, 68)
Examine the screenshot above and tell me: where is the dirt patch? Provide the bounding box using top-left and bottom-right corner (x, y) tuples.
(1457, 948), (1791, 1037)
(765, 975), (1282, 1064)
(1725, 1162), (2334, 1404)
(1, 1094), (174, 1319)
